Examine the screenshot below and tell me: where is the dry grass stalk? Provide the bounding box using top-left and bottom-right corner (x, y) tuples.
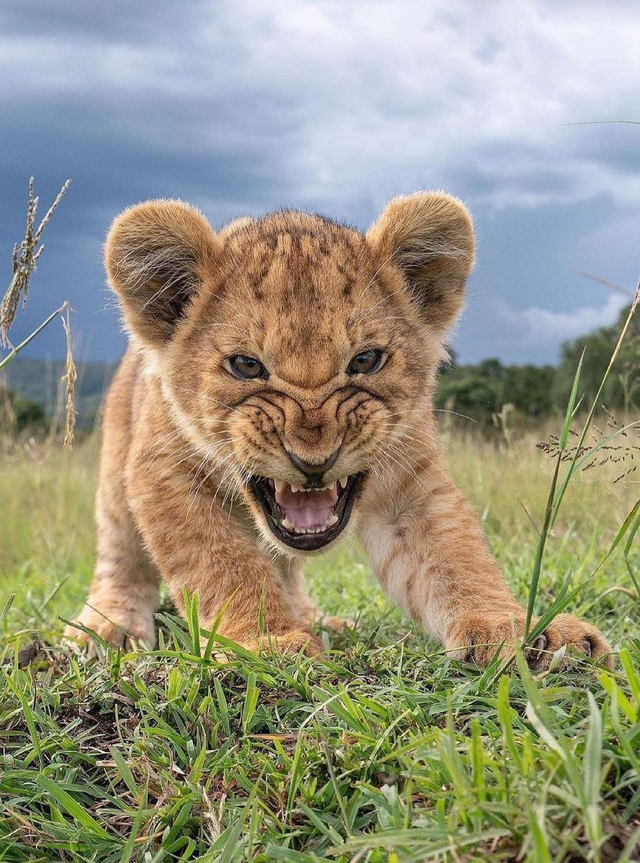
(0, 176), (77, 446)
(60, 308), (77, 448)
(538, 408), (640, 482)
(0, 177), (71, 348)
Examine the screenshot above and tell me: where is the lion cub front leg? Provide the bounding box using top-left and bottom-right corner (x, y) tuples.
(361, 474), (613, 669)
(64, 480), (160, 654)
(279, 559), (352, 634)
(126, 447), (324, 657)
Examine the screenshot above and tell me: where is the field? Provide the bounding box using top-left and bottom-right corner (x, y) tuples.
(1, 423), (640, 862)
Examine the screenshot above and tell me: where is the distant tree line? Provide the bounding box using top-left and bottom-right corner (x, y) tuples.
(437, 303), (639, 426)
(0, 386), (47, 435)
(1, 305), (638, 437)
(0, 358), (115, 438)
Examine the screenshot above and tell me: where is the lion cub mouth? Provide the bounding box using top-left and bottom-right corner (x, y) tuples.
(248, 474), (363, 550)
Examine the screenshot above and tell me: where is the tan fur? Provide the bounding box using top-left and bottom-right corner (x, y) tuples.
(65, 192), (613, 669)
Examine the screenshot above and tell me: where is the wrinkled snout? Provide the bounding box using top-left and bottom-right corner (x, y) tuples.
(279, 401), (345, 483)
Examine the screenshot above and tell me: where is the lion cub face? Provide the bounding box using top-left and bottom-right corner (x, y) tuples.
(106, 193), (474, 553)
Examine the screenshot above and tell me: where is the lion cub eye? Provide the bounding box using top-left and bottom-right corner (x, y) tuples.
(227, 355), (267, 380)
(347, 348), (385, 376)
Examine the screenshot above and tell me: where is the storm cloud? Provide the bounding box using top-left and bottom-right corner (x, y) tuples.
(1, 0), (638, 363)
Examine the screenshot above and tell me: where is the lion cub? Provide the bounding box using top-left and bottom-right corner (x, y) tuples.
(65, 192), (612, 668)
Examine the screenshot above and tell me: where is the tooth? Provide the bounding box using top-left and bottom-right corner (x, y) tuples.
(282, 516), (294, 531)
(339, 477), (348, 490)
(274, 480), (285, 494)
(327, 481), (337, 492)
(327, 514), (338, 527)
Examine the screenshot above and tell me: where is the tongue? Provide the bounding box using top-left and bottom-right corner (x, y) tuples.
(275, 483), (339, 532)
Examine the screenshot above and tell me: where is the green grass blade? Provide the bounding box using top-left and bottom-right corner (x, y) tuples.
(525, 349), (585, 634)
(583, 692), (603, 849)
(0, 593), (15, 626)
(37, 776), (113, 841)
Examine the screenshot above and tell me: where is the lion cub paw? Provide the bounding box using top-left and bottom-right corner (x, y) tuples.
(221, 628), (325, 659)
(64, 606), (156, 656)
(446, 611), (613, 670)
(315, 615), (354, 633)
(272, 629), (326, 656)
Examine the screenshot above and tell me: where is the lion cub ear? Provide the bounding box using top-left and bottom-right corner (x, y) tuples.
(366, 192), (475, 333)
(105, 199), (221, 346)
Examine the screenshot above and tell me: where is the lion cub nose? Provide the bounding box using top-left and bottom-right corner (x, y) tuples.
(287, 447), (341, 484)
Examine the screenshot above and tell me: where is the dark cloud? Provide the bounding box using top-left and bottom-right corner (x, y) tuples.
(0, 0), (206, 42)
(1, 0), (638, 364)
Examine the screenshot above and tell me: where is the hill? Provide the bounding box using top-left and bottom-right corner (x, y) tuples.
(0, 357), (117, 428)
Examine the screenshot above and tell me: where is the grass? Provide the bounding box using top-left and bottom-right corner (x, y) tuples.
(1, 425), (639, 862)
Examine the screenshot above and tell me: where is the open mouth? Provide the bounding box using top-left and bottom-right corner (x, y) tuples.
(248, 474), (363, 550)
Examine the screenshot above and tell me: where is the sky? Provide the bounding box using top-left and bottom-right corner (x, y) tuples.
(1, 0), (639, 366)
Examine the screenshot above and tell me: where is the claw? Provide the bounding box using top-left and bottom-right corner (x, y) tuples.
(532, 633), (547, 653)
(528, 632), (548, 666)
